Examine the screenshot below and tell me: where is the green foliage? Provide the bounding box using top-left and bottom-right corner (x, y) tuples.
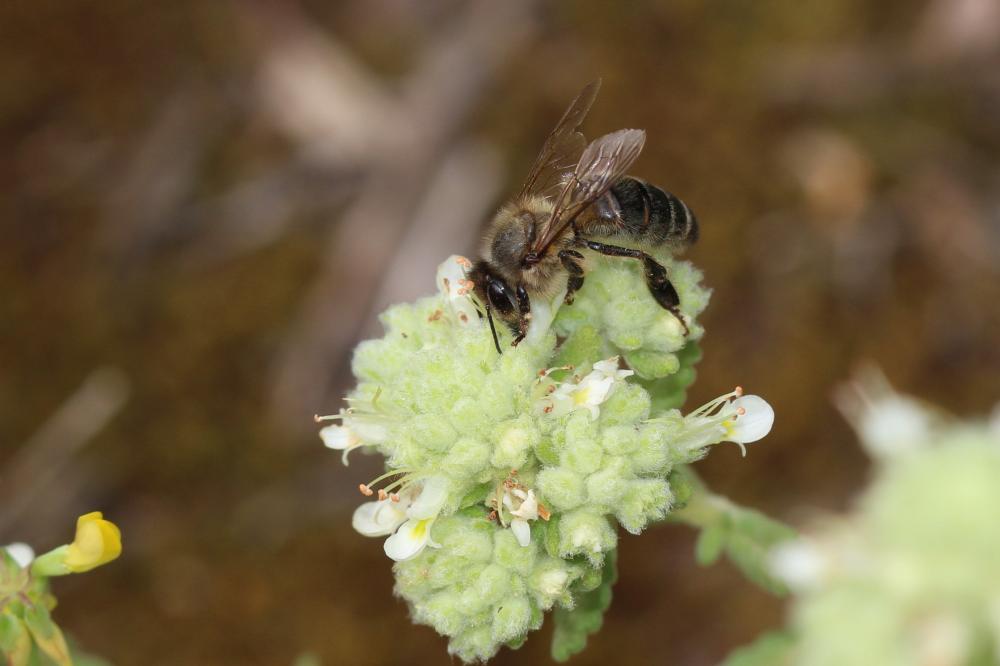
(727, 382), (1000, 666)
(721, 631), (795, 666)
(672, 471), (797, 595)
(551, 550), (618, 662)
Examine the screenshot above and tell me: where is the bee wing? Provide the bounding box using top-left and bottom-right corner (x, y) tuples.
(516, 80), (601, 201)
(530, 128), (646, 255)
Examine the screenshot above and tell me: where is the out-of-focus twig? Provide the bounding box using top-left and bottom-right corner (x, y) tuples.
(0, 368), (130, 536)
(367, 139), (502, 321)
(100, 89), (218, 263)
(265, 0), (539, 435)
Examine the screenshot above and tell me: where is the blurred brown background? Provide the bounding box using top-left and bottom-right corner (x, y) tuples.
(2, 1), (999, 664)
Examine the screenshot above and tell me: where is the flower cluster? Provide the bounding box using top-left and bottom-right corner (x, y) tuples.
(320, 252), (774, 662)
(1, 512), (122, 666)
(728, 370), (1000, 666)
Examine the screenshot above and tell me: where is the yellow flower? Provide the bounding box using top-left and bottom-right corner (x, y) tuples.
(64, 512), (122, 572)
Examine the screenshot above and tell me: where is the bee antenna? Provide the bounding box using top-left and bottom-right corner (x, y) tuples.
(485, 304), (502, 355)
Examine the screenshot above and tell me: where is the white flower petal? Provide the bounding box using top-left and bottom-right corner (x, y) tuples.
(435, 255), (480, 328)
(524, 287), (563, 343)
(435, 255), (468, 297)
(510, 490), (538, 520)
(3, 543), (35, 568)
(352, 421), (388, 444)
(408, 476), (449, 519)
(729, 395), (775, 443)
(510, 518), (532, 547)
(770, 540), (827, 591)
(858, 396), (930, 457)
(319, 424), (356, 450)
(383, 518), (434, 561)
(352, 500), (407, 537)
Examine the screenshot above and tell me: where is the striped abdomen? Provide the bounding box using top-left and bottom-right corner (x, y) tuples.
(585, 177), (698, 248)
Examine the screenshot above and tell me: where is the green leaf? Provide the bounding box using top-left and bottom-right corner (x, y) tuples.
(694, 520), (729, 566)
(22, 604), (71, 666)
(66, 635), (114, 666)
(722, 631), (795, 666)
(0, 613), (32, 666)
(723, 506), (797, 596)
(551, 549), (618, 662)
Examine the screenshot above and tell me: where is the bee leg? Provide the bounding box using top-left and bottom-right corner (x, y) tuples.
(559, 250), (586, 304)
(511, 285), (531, 347)
(484, 303), (503, 354)
(581, 239), (689, 336)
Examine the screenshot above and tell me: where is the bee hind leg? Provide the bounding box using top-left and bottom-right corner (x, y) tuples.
(558, 250), (586, 304)
(581, 239), (689, 336)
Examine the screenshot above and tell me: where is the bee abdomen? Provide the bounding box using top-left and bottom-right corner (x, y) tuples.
(610, 177), (698, 248)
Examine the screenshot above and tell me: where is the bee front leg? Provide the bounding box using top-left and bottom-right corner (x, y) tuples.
(511, 285), (531, 347)
(581, 239), (690, 336)
(558, 249), (586, 304)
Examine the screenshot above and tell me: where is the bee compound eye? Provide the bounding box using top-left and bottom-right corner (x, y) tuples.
(487, 281), (515, 315)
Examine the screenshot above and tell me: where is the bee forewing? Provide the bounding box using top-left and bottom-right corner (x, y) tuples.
(572, 129), (646, 202)
(530, 128), (646, 254)
(517, 80), (601, 200)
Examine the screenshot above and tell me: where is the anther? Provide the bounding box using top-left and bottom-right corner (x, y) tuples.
(389, 493), (400, 502)
(734, 386), (744, 397)
(359, 484), (374, 496)
(377, 489), (388, 501)
(736, 407), (746, 416)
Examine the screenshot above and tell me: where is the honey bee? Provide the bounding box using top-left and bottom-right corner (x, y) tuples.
(468, 79), (699, 353)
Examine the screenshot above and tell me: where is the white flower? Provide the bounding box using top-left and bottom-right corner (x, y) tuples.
(352, 496), (410, 537)
(371, 476), (449, 562)
(723, 395), (775, 446)
(3, 542), (35, 568)
(834, 366), (933, 460)
(503, 488), (540, 547)
(675, 388), (775, 455)
(770, 539), (828, 591)
(523, 284), (567, 345)
(319, 412), (389, 465)
(435, 255), (480, 328)
(544, 357), (634, 420)
(591, 357), (635, 382)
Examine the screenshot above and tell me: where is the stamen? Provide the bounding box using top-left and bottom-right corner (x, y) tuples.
(361, 468), (415, 495)
(359, 484), (374, 496)
(536, 364), (574, 381)
(377, 489), (388, 501)
(736, 407), (746, 416)
(389, 493), (400, 503)
(456, 256), (472, 268)
(690, 388), (744, 417)
(314, 412), (347, 422)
